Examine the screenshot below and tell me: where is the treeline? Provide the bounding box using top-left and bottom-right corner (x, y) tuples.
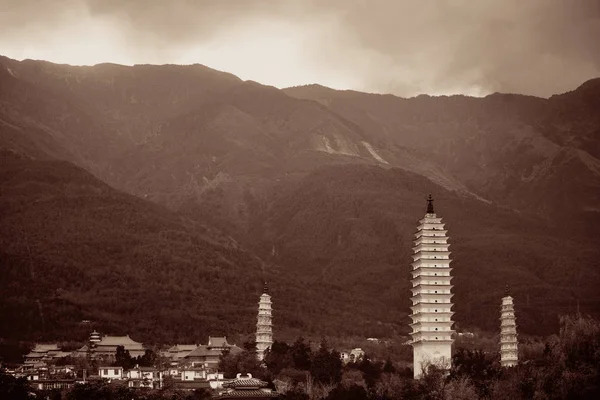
(224, 314), (600, 399)
(1, 314), (599, 399)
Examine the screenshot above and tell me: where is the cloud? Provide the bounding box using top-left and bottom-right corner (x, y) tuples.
(0, 0), (599, 97)
(308, 0), (600, 96)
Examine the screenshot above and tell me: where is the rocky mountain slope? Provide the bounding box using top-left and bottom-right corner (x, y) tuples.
(284, 82), (600, 235)
(1, 55), (598, 342)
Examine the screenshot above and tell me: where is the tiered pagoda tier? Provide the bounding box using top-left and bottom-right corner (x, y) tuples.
(89, 330), (101, 346)
(88, 330), (101, 359)
(500, 286), (518, 367)
(409, 195), (455, 379)
(256, 283), (273, 362)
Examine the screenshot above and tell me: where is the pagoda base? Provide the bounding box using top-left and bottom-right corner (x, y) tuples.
(412, 341), (452, 379)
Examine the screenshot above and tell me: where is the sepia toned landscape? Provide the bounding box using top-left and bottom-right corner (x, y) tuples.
(1, 1), (599, 399)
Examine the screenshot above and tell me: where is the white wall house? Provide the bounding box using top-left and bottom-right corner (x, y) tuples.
(99, 367), (123, 380)
(181, 368), (206, 381)
(207, 372), (225, 389)
(127, 368), (162, 388)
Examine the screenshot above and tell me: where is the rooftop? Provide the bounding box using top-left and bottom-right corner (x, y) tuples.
(223, 376), (268, 389)
(97, 335), (143, 347)
(30, 344), (60, 353)
(185, 345), (222, 358)
(208, 337), (230, 348)
(216, 373), (278, 398)
(167, 344), (199, 352)
(216, 390), (278, 398)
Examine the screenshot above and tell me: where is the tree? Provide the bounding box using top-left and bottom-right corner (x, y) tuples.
(340, 369), (366, 389)
(114, 345), (134, 369)
(324, 384), (368, 400)
(417, 364), (449, 400)
(445, 376), (478, 400)
(449, 348), (500, 397)
(0, 369), (30, 400)
(137, 348), (157, 367)
(280, 387), (309, 400)
(356, 356), (382, 388)
(218, 346), (265, 380)
(264, 341), (293, 375)
(310, 341), (342, 385)
(290, 337), (312, 371)
(382, 358), (396, 374)
(375, 373), (421, 400)
(185, 388), (213, 399)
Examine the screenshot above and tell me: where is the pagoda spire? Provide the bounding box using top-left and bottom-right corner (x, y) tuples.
(256, 283), (273, 362)
(500, 288), (519, 367)
(426, 194), (435, 214)
(409, 198), (454, 378)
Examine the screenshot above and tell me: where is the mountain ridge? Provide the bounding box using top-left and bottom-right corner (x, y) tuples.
(1, 55), (598, 343)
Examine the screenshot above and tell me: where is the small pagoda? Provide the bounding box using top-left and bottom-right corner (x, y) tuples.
(256, 282), (273, 362)
(500, 285), (519, 367)
(215, 373), (278, 399)
(88, 330), (101, 359)
(409, 194), (455, 378)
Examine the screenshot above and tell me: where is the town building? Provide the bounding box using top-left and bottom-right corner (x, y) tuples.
(183, 337), (242, 370)
(29, 379), (76, 391)
(163, 344), (199, 363)
(98, 366), (124, 381)
(74, 333), (145, 360)
(24, 344), (71, 365)
(256, 282), (273, 361)
(126, 366), (163, 388)
(500, 285), (519, 367)
(409, 195), (455, 378)
(169, 368), (224, 391)
(215, 373), (278, 399)
(340, 348), (366, 364)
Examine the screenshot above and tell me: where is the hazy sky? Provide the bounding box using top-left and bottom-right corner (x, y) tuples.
(1, 0), (599, 97)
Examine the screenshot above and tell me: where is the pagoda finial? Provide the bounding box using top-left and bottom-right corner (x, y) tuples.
(263, 281), (268, 293)
(505, 284), (510, 296)
(426, 194), (434, 214)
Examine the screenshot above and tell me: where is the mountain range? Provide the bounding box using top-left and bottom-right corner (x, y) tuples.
(1, 55), (599, 345)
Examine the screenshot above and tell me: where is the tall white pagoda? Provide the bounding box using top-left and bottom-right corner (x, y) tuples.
(409, 195), (455, 379)
(256, 282), (273, 362)
(500, 285), (518, 367)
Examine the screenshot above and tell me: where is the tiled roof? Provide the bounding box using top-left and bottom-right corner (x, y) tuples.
(216, 389), (278, 398)
(75, 344), (89, 352)
(185, 345), (222, 358)
(51, 351), (72, 358)
(168, 344), (198, 352)
(223, 377), (268, 389)
(228, 345), (243, 355)
(208, 336), (229, 347)
(98, 335), (143, 348)
(172, 380), (212, 389)
(32, 344), (60, 352)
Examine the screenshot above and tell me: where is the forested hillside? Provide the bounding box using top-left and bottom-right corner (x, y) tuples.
(0, 55), (598, 344)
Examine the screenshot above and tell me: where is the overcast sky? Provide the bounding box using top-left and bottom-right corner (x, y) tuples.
(1, 0), (599, 97)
